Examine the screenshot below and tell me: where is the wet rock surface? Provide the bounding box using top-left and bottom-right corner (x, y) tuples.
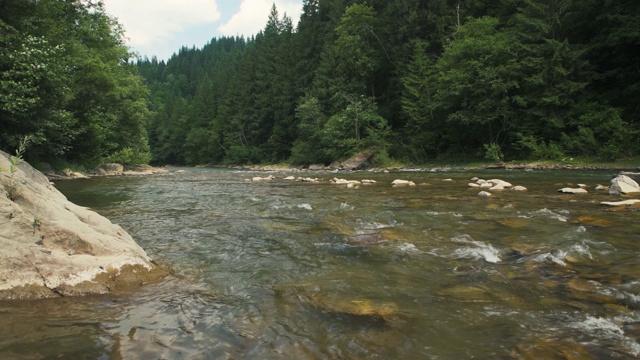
(0, 151), (166, 300)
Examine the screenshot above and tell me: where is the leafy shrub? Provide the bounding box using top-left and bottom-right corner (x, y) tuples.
(483, 142), (504, 163)
(516, 134), (565, 160)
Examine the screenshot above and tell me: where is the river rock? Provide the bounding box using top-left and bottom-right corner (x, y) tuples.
(468, 183), (481, 188)
(478, 191), (492, 198)
(123, 164), (169, 176)
(558, 188), (588, 194)
(489, 181), (511, 190)
(283, 176), (296, 181)
(61, 168), (90, 179)
(600, 199), (640, 207)
(594, 184), (608, 191)
(609, 175), (640, 195)
(253, 175), (275, 182)
(0, 151), (164, 300)
(510, 186), (528, 192)
(391, 179), (416, 187)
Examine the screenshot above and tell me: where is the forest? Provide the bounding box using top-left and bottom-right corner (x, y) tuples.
(1, 0), (151, 166)
(2, 0), (639, 167)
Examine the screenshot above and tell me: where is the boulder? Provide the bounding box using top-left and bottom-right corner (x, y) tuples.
(558, 188), (588, 194)
(337, 151), (377, 171)
(0, 151), (164, 300)
(609, 175), (640, 195)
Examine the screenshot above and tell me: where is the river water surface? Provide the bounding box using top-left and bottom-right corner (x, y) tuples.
(2, 168), (640, 359)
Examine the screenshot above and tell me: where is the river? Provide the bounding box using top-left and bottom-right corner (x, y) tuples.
(2, 168), (640, 359)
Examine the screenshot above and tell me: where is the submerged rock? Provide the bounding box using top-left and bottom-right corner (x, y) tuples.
(301, 292), (398, 321)
(569, 215), (618, 228)
(437, 285), (493, 302)
(514, 339), (597, 360)
(0, 151), (165, 300)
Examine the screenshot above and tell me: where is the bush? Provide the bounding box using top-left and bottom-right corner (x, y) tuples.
(104, 147), (151, 165)
(516, 134), (565, 160)
(483, 142), (504, 163)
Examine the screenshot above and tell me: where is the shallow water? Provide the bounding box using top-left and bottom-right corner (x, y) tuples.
(2, 168), (640, 359)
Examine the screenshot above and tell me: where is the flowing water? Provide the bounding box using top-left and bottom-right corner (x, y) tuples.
(2, 168), (640, 359)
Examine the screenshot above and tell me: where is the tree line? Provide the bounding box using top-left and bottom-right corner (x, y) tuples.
(139, 0), (639, 166)
(1, 0), (151, 166)
(2, 1), (638, 167)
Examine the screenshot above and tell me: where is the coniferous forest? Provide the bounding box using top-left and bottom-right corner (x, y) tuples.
(2, 0), (640, 167)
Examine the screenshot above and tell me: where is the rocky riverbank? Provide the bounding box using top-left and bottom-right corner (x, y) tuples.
(0, 151), (166, 300)
(43, 162), (169, 181)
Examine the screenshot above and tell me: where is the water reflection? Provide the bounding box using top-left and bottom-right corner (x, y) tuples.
(3, 168), (639, 358)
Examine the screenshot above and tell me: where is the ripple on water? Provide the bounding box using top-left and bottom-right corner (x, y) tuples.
(451, 235), (501, 264)
(33, 168), (640, 359)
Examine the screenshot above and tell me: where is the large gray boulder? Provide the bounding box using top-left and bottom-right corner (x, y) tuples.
(0, 151), (164, 300)
(609, 175), (640, 196)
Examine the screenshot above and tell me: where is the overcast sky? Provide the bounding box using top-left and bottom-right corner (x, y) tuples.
(102, 0), (303, 61)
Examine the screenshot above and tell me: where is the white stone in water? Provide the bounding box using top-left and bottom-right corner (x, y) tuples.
(600, 199), (640, 207)
(392, 179), (416, 187)
(470, 177), (479, 182)
(442, 178), (453, 182)
(283, 176), (296, 181)
(476, 179), (487, 185)
(468, 183), (481, 188)
(595, 184), (608, 191)
(480, 183), (493, 188)
(577, 184), (587, 188)
(558, 188), (588, 194)
(332, 178), (349, 185)
(478, 191), (492, 198)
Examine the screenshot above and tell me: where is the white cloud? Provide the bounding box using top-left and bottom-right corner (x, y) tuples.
(218, 0), (302, 37)
(103, 0), (221, 58)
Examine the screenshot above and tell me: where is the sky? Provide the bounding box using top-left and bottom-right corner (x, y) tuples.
(102, 0), (304, 61)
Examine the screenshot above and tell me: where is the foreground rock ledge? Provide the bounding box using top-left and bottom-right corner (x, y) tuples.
(0, 151), (166, 300)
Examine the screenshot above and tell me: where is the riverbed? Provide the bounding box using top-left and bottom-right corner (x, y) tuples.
(2, 168), (640, 359)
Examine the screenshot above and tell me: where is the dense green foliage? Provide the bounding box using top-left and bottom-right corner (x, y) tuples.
(2, 1), (638, 167)
(138, 0), (639, 165)
(0, 0), (151, 166)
